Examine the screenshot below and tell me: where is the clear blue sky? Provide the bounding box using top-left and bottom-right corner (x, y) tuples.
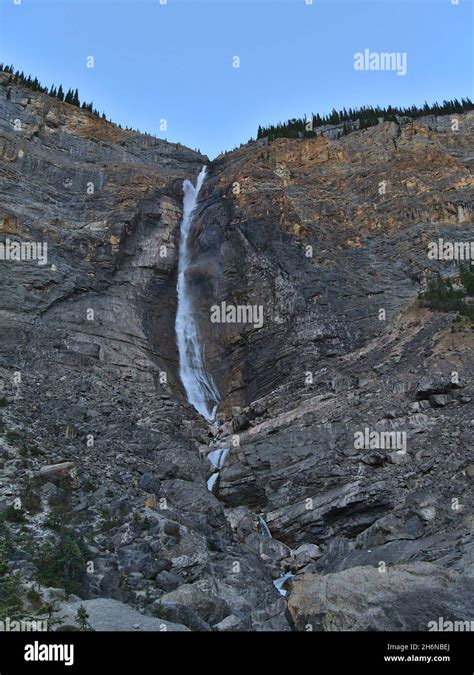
(0, 0), (472, 158)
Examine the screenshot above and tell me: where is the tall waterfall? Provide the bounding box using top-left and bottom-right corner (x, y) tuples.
(175, 166), (220, 420)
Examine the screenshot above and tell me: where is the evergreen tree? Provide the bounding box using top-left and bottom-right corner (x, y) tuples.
(256, 97), (473, 142)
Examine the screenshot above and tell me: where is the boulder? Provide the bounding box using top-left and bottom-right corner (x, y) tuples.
(152, 601), (211, 631)
(287, 563), (474, 631)
(38, 462), (76, 480)
(429, 394), (450, 407)
(57, 598), (189, 631)
(291, 543), (322, 568)
(416, 375), (462, 400)
(159, 583), (231, 626)
(231, 415), (250, 433)
(139, 472), (161, 495)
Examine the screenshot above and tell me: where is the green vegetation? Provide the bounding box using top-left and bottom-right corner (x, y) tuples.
(75, 604), (93, 631)
(44, 477), (83, 531)
(18, 443), (41, 458)
(25, 586), (43, 610)
(256, 98), (474, 142)
(152, 603), (167, 620)
(0, 62), (102, 117)
(5, 430), (21, 443)
(0, 505), (25, 524)
(35, 530), (88, 595)
(30, 475), (88, 593)
(0, 524), (23, 621)
(132, 512), (150, 531)
(420, 263), (474, 321)
(460, 261), (474, 296)
(20, 482), (42, 516)
(0, 530), (64, 627)
(0, 63), (158, 136)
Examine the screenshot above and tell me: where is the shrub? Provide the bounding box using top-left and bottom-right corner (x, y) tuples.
(35, 531), (88, 595)
(421, 274), (474, 320)
(460, 262), (474, 296)
(21, 484), (42, 515)
(0, 524), (23, 621)
(0, 505), (25, 524)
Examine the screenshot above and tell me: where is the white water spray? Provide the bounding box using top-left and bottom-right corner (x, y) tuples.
(175, 166), (220, 420)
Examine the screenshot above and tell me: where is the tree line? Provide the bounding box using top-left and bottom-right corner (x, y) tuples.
(256, 98), (474, 141)
(0, 63), (105, 118)
(0, 63), (166, 138)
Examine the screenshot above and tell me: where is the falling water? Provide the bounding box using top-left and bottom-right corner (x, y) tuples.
(175, 166), (220, 420)
(258, 515), (272, 539)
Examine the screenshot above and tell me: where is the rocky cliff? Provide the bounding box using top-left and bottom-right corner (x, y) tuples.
(0, 73), (472, 631)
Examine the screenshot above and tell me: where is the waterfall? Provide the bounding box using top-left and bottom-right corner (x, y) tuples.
(207, 447), (230, 469)
(273, 572), (295, 597)
(175, 166), (220, 420)
(258, 515), (272, 539)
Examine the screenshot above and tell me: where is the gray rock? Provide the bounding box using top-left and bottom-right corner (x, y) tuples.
(288, 563), (474, 631)
(416, 375), (461, 400)
(231, 415), (250, 433)
(58, 598), (189, 631)
(154, 570), (182, 592)
(159, 583), (230, 626)
(0, 79), (472, 633)
(213, 614), (242, 631)
(291, 543), (322, 567)
(138, 472), (161, 495)
(429, 394), (450, 407)
(153, 601), (211, 632)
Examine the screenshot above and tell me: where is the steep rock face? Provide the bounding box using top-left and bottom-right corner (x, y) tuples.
(0, 79), (289, 631)
(0, 74), (473, 631)
(0, 72), (206, 394)
(190, 114), (473, 409)
(182, 111), (474, 627)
